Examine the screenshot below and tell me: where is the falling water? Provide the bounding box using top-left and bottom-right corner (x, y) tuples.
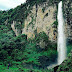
(57, 1), (67, 65)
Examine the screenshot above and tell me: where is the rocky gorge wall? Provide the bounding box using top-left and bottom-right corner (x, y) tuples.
(11, 0), (72, 43)
(63, 0), (72, 41)
(21, 3), (57, 42)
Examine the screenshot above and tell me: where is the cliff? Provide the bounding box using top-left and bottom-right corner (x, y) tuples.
(0, 0), (71, 42)
(22, 3), (57, 42)
(9, 1), (58, 42)
(0, 0), (72, 72)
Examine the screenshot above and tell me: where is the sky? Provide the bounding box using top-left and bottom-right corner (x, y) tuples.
(0, 0), (26, 10)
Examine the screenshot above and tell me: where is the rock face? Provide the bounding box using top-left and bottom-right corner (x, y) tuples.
(11, 21), (19, 36)
(10, 0), (72, 42)
(22, 3), (57, 42)
(63, 0), (72, 41)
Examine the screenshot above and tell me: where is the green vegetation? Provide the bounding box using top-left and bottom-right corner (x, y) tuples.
(0, 0), (72, 72)
(42, 7), (46, 13)
(0, 0), (47, 30)
(0, 1), (57, 71)
(56, 50), (72, 72)
(0, 64), (53, 72)
(52, 21), (58, 28)
(0, 26), (57, 71)
(67, 43), (72, 55)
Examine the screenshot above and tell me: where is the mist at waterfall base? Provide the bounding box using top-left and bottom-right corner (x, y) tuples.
(47, 1), (67, 69)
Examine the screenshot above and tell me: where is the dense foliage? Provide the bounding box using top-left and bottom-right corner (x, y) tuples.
(0, 0), (47, 26)
(0, 26), (57, 71)
(0, 0), (67, 29)
(0, 0), (58, 71)
(0, 0), (72, 71)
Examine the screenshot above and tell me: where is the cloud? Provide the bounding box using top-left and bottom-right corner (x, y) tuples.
(0, 0), (26, 10)
(0, 5), (9, 10)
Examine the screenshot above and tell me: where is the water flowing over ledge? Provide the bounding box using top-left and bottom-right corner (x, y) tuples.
(57, 1), (67, 65)
(47, 1), (67, 69)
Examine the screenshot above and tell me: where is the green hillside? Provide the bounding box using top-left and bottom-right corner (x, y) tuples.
(0, 0), (72, 72)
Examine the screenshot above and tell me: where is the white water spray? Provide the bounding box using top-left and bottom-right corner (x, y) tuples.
(57, 1), (66, 65)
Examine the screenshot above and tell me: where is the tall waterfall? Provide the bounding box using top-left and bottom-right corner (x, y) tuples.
(57, 1), (67, 65)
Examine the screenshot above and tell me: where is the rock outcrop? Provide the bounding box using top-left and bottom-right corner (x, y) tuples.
(22, 3), (57, 42)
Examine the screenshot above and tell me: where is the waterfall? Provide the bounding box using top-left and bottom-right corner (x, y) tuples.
(57, 1), (67, 65)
